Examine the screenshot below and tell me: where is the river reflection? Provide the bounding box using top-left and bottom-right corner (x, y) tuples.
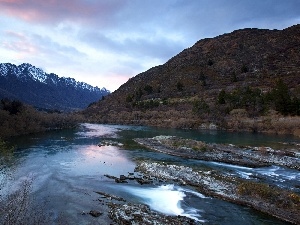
(65, 145), (136, 176)
(0, 123), (298, 224)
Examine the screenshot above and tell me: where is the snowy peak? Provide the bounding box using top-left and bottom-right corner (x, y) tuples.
(0, 63), (110, 110)
(0, 63), (108, 93)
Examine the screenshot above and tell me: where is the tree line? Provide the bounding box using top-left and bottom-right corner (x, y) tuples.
(0, 98), (83, 139)
(216, 79), (300, 117)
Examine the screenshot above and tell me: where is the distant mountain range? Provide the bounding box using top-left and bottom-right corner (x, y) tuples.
(84, 24), (300, 136)
(0, 63), (110, 111)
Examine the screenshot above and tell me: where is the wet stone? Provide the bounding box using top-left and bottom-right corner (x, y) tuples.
(115, 178), (128, 183)
(89, 210), (103, 217)
(120, 175), (127, 180)
(136, 178), (152, 185)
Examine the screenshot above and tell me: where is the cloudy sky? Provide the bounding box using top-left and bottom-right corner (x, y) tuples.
(0, 0), (299, 91)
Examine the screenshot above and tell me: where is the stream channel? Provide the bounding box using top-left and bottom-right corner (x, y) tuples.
(1, 123), (299, 224)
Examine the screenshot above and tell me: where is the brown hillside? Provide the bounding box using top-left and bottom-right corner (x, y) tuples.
(84, 25), (300, 136)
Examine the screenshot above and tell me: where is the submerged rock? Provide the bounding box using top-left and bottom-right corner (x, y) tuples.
(89, 210), (103, 217)
(95, 191), (126, 202)
(98, 140), (124, 147)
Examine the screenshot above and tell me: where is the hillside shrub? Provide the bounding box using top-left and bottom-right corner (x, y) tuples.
(231, 72), (238, 82)
(216, 82), (299, 117)
(144, 85), (153, 94)
(241, 64), (249, 73)
(265, 79), (300, 115)
(0, 98), (81, 138)
(216, 87), (265, 116)
(193, 99), (210, 116)
(199, 72), (207, 86)
(1, 99), (24, 115)
(207, 59), (214, 66)
(176, 82), (184, 91)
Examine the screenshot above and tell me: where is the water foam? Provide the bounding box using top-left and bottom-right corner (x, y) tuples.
(123, 184), (205, 222)
(254, 165), (300, 181)
(210, 161), (252, 170)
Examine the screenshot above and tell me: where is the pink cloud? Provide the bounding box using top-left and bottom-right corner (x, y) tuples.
(0, 0), (22, 3)
(3, 30), (33, 53)
(2, 30), (38, 54)
(0, 0), (127, 25)
(5, 30), (27, 40)
(2, 41), (37, 53)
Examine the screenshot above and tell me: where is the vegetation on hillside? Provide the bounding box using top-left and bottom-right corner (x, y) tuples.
(83, 25), (300, 136)
(216, 79), (300, 117)
(0, 98), (83, 139)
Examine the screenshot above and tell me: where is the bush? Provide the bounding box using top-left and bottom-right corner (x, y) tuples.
(237, 181), (300, 209)
(1, 99), (24, 115)
(144, 85), (153, 94)
(126, 94), (134, 102)
(217, 90), (226, 104)
(176, 82), (184, 91)
(199, 72), (207, 86)
(241, 64), (249, 73)
(265, 79), (300, 115)
(193, 99), (210, 116)
(216, 87), (265, 116)
(207, 59), (214, 66)
(231, 72), (238, 82)
(0, 99), (80, 138)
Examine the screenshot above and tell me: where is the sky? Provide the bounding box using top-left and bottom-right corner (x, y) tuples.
(0, 0), (299, 92)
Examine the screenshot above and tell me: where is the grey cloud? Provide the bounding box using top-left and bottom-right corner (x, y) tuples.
(32, 34), (86, 58)
(164, 0), (300, 38)
(2, 0), (299, 48)
(82, 0), (300, 58)
(0, 0), (128, 27)
(2, 30), (86, 67)
(1, 0), (300, 91)
(80, 31), (185, 61)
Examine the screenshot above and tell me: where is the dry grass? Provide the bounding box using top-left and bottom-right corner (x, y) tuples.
(226, 113), (300, 136)
(158, 137), (208, 152)
(86, 100), (300, 137)
(237, 181), (300, 210)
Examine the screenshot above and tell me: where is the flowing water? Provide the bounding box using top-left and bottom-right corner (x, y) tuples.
(0, 123), (299, 224)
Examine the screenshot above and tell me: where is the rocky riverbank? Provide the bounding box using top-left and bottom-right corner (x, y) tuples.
(91, 187), (202, 224)
(108, 203), (200, 225)
(88, 135), (300, 224)
(130, 136), (300, 224)
(134, 161), (300, 225)
(134, 136), (300, 170)
(96, 159), (299, 224)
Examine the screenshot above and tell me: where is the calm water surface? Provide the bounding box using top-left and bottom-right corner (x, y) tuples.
(1, 123), (299, 224)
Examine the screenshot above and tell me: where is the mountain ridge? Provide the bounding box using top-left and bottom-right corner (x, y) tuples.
(0, 63), (110, 111)
(84, 24), (300, 136)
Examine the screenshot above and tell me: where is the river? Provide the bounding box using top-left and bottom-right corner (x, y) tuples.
(0, 123), (299, 224)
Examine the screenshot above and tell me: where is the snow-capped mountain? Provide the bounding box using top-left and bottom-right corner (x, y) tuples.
(0, 63), (110, 110)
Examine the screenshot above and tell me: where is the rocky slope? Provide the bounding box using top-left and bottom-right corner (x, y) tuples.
(84, 25), (300, 135)
(0, 63), (110, 111)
